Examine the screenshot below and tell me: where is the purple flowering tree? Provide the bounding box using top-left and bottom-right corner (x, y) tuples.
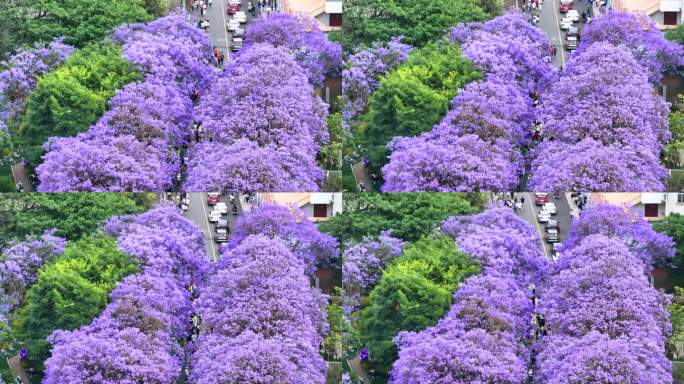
(0, 38), (74, 134)
(223, 204), (338, 274)
(36, 133), (178, 192)
(534, 332), (672, 384)
(341, 37), (412, 123)
(563, 204), (675, 268)
(189, 332), (327, 384)
(577, 11), (684, 83)
(527, 138), (668, 191)
(450, 12), (555, 93)
(244, 12), (342, 86)
(539, 235), (670, 343)
(183, 140), (324, 193)
(342, 232), (406, 313)
(0, 230), (66, 314)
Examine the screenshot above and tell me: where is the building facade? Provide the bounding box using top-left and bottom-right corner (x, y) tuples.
(612, 0), (682, 28)
(257, 192), (343, 222)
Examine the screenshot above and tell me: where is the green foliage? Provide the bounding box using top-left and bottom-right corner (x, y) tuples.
(663, 100), (684, 169)
(318, 112), (349, 171)
(0, 193), (147, 245)
(0, 0), (31, 60)
(319, 192), (481, 244)
(654, 213), (684, 267)
(137, 0), (171, 17)
(341, 0), (488, 50)
(666, 24), (684, 45)
(670, 288), (684, 361)
(14, 235), (139, 370)
(357, 235), (479, 370)
(360, 42), (481, 169)
(17, 43), (141, 165)
(322, 304), (346, 361)
(23, 0), (151, 48)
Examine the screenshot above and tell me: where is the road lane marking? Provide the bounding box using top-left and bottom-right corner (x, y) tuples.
(199, 192), (217, 261)
(526, 192), (550, 259)
(548, 0), (566, 66)
(219, 0), (230, 61)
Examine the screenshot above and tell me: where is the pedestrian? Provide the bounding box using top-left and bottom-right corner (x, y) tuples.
(218, 50), (224, 66)
(521, 196), (525, 204)
(200, 3), (205, 16)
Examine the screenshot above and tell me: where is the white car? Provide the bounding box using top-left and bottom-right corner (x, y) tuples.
(227, 19), (241, 31)
(214, 202), (228, 214)
(538, 211), (551, 223)
(542, 202), (557, 215)
(208, 210), (222, 222)
(566, 10), (580, 21)
(233, 11), (247, 23)
(560, 19), (573, 30)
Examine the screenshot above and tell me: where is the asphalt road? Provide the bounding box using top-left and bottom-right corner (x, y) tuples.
(514, 192), (571, 259)
(192, 0), (259, 60)
(184, 192), (241, 261)
(536, 0), (590, 68)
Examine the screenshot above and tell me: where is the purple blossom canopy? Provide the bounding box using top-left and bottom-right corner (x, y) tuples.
(382, 134), (520, 192)
(244, 12), (342, 86)
(564, 204), (675, 268)
(182, 140), (324, 193)
(540, 235), (670, 344)
(390, 327), (527, 384)
(577, 11), (684, 83)
(0, 38), (74, 132)
(223, 204), (339, 274)
(342, 37), (412, 122)
(195, 43), (328, 153)
(535, 332), (672, 384)
(0, 230), (66, 313)
(201, 235), (328, 343)
(450, 12), (555, 93)
(527, 138), (668, 191)
(112, 12), (217, 93)
(43, 326), (183, 384)
(36, 133), (178, 192)
(189, 332), (327, 384)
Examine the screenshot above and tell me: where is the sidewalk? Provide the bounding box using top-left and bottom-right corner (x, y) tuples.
(351, 161), (372, 192)
(347, 356), (371, 384)
(11, 161), (32, 192)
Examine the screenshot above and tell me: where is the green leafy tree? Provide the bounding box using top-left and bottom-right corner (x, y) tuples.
(669, 287), (684, 360)
(360, 42), (481, 169)
(0, 0), (31, 60)
(319, 192), (482, 244)
(318, 112), (349, 171)
(138, 0), (171, 17)
(341, 0), (488, 50)
(14, 235), (139, 371)
(666, 24), (684, 45)
(357, 235), (479, 371)
(654, 213), (684, 268)
(22, 0), (151, 48)
(663, 97), (684, 169)
(0, 193), (148, 245)
(17, 43), (141, 164)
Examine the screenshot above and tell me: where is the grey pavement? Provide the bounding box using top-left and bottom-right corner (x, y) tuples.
(352, 161), (372, 192)
(514, 192), (572, 259)
(536, 0), (590, 68)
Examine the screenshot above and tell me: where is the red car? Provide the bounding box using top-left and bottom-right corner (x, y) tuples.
(559, 2), (573, 11)
(227, 0), (240, 14)
(207, 192), (221, 205)
(534, 193), (549, 206)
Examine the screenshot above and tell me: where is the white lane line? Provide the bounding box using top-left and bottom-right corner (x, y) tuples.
(526, 192), (550, 259)
(549, 0), (566, 66)
(199, 192), (217, 261)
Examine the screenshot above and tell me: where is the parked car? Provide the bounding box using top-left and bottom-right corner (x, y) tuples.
(215, 228), (229, 243)
(538, 210), (551, 223)
(231, 37), (243, 52)
(567, 26), (580, 35)
(546, 228), (559, 243)
(560, 19), (574, 30)
(542, 202), (557, 215)
(535, 193), (549, 206)
(216, 219), (229, 230)
(227, 0), (240, 14)
(546, 219), (560, 232)
(566, 10), (580, 21)
(227, 19), (241, 31)
(552, 242), (563, 255)
(207, 192), (221, 205)
(233, 11), (247, 23)
(559, 2), (573, 11)
(214, 202), (228, 214)
(233, 28), (245, 37)
(208, 210), (222, 222)
(565, 35), (579, 50)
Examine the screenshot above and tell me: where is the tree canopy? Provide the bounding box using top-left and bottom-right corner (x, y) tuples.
(318, 192), (485, 245)
(340, 0), (488, 50)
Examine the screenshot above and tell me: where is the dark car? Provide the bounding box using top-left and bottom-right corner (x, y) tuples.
(215, 218), (228, 230)
(215, 228), (229, 243)
(546, 219), (560, 232)
(546, 228), (559, 243)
